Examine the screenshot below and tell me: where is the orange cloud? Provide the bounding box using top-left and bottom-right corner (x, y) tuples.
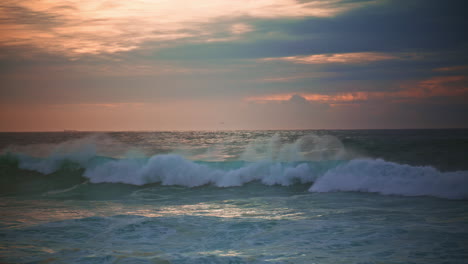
(433, 65), (468, 72)
(246, 75), (468, 105)
(245, 92), (372, 104)
(0, 0), (374, 57)
(259, 72), (337, 82)
(397, 76), (468, 98)
(261, 52), (421, 64)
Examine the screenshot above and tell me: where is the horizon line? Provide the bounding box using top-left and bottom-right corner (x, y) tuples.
(1, 127), (467, 133)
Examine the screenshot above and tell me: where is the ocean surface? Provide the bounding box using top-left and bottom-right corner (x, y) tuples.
(1, 130), (467, 263)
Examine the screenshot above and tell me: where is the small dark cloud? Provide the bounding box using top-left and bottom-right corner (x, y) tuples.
(288, 94), (309, 104)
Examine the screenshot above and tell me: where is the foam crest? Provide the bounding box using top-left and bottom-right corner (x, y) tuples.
(309, 159), (468, 199)
(4, 133), (468, 200)
(83, 154), (316, 187)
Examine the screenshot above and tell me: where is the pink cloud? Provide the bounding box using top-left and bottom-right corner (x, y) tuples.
(260, 52), (421, 64)
(397, 76), (468, 98)
(245, 75), (468, 105)
(245, 92), (372, 104)
(0, 0), (374, 57)
(433, 65), (468, 72)
(259, 72), (337, 82)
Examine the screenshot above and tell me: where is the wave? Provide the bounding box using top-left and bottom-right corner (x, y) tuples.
(1, 134), (467, 200)
(83, 155), (318, 187)
(310, 159), (468, 200)
(1, 151), (467, 200)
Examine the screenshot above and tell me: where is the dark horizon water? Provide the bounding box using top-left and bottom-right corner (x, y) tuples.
(1, 129), (467, 263)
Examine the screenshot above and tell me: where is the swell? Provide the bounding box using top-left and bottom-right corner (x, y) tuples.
(1, 152), (467, 200)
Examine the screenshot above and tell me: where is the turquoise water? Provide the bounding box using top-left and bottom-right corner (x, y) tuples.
(1, 130), (467, 263)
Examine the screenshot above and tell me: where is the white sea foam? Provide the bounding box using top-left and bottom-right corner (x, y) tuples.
(7, 134), (468, 199)
(14, 147), (468, 199)
(83, 154), (316, 187)
(309, 159), (468, 199)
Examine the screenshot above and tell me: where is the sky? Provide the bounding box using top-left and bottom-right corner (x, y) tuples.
(0, 0), (467, 131)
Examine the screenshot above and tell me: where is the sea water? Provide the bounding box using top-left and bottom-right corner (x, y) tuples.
(1, 130), (467, 263)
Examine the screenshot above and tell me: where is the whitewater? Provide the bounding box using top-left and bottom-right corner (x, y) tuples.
(1, 130), (467, 263)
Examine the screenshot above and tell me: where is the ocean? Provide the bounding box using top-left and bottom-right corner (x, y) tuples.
(1, 130), (467, 263)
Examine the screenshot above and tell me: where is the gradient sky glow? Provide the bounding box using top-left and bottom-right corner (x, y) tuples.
(1, 0), (467, 131)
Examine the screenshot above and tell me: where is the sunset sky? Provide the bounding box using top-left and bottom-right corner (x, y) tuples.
(1, 0), (467, 131)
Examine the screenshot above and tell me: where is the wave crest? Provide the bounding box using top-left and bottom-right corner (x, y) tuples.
(2, 133), (468, 200)
(309, 159), (468, 199)
(84, 154), (316, 187)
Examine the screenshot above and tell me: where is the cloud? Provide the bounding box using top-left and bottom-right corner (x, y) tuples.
(245, 92), (370, 104)
(259, 72), (337, 82)
(399, 76), (468, 99)
(260, 52), (421, 64)
(0, 0), (375, 57)
(230, 23), (254, 35)
(289, 94), (309, 104)
(433, 65), (468, 73)
(246, 75), (468, 105)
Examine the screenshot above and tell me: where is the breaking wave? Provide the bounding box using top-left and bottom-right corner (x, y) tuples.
(1, 133), (467, 200)
(0, 152), (465, 200)
(310, 159), (468, 199)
